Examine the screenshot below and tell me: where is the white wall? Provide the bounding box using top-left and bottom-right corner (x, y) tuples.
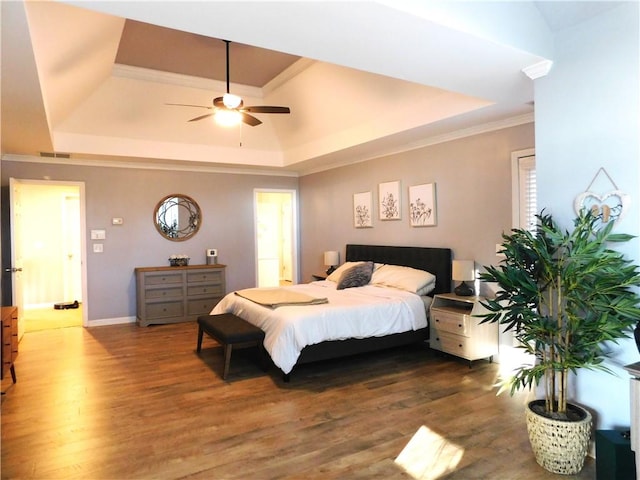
(535, 3), (639, 429)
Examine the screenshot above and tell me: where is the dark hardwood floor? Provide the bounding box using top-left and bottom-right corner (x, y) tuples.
(1, 322), (595, 479)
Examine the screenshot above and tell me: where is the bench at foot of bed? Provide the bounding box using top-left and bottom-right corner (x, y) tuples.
(197, 313), (267, 380)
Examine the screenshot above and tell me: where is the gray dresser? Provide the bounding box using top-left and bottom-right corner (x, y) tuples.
(135, 264), (226, 326)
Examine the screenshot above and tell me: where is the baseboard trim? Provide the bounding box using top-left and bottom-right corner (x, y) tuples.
(87, 316), (136, 327)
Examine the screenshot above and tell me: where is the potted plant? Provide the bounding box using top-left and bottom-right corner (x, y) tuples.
(479, 209), (640, 475)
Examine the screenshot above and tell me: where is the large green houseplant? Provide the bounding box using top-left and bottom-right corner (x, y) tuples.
(479, 209), (640, 474)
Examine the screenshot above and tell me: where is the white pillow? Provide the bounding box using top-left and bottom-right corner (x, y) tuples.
(326, 261), (365, 282)
(371, 264), (436, 295)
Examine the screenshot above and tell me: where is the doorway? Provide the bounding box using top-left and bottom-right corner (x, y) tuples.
(254, 189), (297, 287)
(9, 179), (87, 336)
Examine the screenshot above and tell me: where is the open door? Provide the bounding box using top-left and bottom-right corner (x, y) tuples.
(254, 189), (297, 287)
(8, 178), (25, 338)
(8, 178), (87, 335)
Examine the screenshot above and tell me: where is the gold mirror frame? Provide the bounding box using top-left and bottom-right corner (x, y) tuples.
(154, 194), (201, 241)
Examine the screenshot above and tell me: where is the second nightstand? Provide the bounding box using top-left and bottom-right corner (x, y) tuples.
(430, 292), (498, 365)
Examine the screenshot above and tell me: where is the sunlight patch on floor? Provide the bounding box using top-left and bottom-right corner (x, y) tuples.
(395, 425), (464, 479)
(23, 304), (82, 332)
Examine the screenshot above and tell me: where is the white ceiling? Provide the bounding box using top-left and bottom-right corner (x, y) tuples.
(1, 1), (622, 175)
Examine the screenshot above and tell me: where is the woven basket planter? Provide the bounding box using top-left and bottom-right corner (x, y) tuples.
(525, 400), (592, 475)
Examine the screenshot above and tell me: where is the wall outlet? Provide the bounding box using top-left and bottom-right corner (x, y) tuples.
(93, 243), (104, 253)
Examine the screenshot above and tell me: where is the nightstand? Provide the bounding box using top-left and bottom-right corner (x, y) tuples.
(430, 293), (498, 365)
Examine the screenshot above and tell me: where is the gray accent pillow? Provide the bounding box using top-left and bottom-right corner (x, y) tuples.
(337, 261), (374, 290)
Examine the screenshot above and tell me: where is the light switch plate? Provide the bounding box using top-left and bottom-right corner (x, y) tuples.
(112, 218), (123, 225)
(91, 229), (106, 240)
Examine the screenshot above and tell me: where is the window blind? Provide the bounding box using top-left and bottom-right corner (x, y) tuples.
(518, 156), (536, 232)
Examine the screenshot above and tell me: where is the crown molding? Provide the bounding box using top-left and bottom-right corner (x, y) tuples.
(522, 60), (553, 80)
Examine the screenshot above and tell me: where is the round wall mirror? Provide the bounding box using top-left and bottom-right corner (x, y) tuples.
(154, 194), (201, 241)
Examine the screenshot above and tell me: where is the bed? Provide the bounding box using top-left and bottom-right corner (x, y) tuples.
(211, 244), (452, 380)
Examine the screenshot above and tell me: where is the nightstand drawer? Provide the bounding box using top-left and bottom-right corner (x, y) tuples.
(431, 331), (470, 357)
(431, 308), (470, 336)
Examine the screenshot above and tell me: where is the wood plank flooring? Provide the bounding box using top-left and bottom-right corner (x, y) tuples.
(1, 322), (595, 479)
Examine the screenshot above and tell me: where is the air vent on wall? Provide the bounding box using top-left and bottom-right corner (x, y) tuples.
(40, 152), (71, 159)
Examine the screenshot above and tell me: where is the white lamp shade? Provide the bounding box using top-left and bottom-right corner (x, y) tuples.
(324, 251), (340, 267)
(452, 260), (475, 281)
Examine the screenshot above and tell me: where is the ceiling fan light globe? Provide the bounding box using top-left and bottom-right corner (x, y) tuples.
(222, 93), (242, 109)
(214, 109), (242, 127)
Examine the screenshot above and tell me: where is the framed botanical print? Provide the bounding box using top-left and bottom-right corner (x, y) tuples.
(409, 183), (437, 227)
(353, 191), (373, 228)
(378, 181), (401, 220)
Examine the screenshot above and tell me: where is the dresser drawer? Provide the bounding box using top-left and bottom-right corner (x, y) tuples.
(187, 298), (221, 316)
(145, 273), (183, 286)
(145, 301), (184, 319)
(145, 287), (183, 300)
(431, 331), (471, 357)
(187, 270), (223, 284)
(431, 308), (470, 336)
(186, 284), (224, 297)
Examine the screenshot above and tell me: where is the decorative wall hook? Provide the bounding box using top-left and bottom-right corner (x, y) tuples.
(573, 167), (629, 225)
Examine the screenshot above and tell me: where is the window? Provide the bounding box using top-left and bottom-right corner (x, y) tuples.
(511, 149), (536, 231)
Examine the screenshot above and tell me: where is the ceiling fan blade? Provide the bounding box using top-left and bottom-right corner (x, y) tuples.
(241, 112), (262, 127)
(188, 113), (215, 122)
(166, 103), (212, 110)
(243, 106), (291, 114)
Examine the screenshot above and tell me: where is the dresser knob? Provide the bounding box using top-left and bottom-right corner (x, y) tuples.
(435, 319), (440, 322)
(458, 324), (462, 328)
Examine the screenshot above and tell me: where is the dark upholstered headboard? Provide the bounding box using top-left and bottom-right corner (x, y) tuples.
(345, 244), (452, 295)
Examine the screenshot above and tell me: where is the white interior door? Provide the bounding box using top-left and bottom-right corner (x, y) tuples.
(256, 202), (280, 287)
(63, 194), (82, 302)
(8, 178), (25, 339)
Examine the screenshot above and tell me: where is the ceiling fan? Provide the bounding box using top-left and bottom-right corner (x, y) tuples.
(167, 40), (291, 127)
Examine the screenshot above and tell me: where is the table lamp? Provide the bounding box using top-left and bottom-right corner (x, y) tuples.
(324, 251), (340, 275)
(452, 260), (475, 296)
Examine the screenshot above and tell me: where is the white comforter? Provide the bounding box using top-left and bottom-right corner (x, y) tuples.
(211, 280), (429, 374)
